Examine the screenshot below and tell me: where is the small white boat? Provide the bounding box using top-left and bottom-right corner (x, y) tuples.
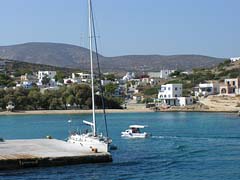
(121, 125), (150, 138)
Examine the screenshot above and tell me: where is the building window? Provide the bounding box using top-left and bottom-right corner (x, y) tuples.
(233, 81), (235, 86)
(175, 87), (178, 91)
(175, 94), (177, 97)
(168, 87), (171, 90)
(164, 95), (166, 98)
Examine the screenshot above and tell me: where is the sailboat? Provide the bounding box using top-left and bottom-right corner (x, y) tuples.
(67, 0), (111, 153)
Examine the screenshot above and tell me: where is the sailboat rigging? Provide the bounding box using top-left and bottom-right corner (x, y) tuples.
(67, 0), (111, 153)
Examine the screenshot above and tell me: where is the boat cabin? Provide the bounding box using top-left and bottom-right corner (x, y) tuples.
(129, 125), (145, 133)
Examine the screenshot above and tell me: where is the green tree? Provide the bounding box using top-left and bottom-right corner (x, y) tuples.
(104, 83), (117, 96)
(55, 71), (65, 83)
(105, 74), (116, 81)
(28, 89), (41, 110)
(42, 76), (50, 85)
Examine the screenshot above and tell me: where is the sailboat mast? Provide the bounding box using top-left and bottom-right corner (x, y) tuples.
(88, 0), (96, 136)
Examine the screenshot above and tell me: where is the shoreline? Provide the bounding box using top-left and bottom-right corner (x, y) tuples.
(0, 108), (238, 115)
(0, 109), (152, 115)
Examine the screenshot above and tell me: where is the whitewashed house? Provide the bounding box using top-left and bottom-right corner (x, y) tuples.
(230, 57), (240, 62)
(76, 72), (92, 83)
(160, 70), (175, 79)
(63, 73), (82, 84)
(38, 71), (56, 81)
(148, 70), (175, 79)
(195, 82), (219, 97)
(177, 97), (193, 106)
(16, 81), (33, 89)
(158, 84), (193, 106)
(37, 71), (56, 86)
(122, 72), (135, 81)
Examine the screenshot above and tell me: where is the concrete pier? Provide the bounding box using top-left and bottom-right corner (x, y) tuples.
(0, 139), (112, 170)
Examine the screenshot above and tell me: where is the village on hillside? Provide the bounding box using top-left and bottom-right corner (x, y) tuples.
(0, 57), (240, 112)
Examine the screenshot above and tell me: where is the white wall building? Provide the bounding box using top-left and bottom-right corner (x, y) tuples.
(122, 72), (135, 81)
(158, 84), (192, 106)
(16, 81), (33, 89)
(38, 71), (56, 81)
(158, 84), (182, 99)
(76, 72), (93, 83)
(37, 71), (56, 87)
(230, 57), (240, 62)
(195, 82), (219, 97)
(178, 97), (193, 106)
(148, 70), (175, 79)
(63, 73), (82, 84)
(160, 69), (175, 79)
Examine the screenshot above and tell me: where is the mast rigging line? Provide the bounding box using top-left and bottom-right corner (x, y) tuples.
(89, 0), (109, 138)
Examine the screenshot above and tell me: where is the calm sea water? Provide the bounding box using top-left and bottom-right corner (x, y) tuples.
(0, 112), (240, 180)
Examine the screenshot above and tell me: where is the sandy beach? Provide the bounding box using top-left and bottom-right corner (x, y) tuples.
(0, 109), (152, 115)
(0, 95), (239, 115)
(0, 103), (152, 115)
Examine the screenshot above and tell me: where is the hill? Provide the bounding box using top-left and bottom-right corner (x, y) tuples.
(0, 42), (226, 72)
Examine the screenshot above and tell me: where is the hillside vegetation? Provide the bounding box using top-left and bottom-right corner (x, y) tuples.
(168, 60), (240, 96)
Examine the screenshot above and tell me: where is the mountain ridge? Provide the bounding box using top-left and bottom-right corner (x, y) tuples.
(0, 42), (226, 72)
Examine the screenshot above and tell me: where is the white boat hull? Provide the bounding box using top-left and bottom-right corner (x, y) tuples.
(121, 132), (149, 138)
(67, 133), (109, 153)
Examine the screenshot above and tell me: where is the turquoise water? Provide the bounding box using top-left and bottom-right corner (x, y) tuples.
(0, 112), (240, 180)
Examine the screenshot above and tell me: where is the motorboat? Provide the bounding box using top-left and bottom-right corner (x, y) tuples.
(121, 125), (150, 138)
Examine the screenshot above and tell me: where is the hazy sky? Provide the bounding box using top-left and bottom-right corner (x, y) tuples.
(0, 0), (239, 58)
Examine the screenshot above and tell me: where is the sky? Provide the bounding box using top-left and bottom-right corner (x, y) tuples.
(0, 0), (239, 58)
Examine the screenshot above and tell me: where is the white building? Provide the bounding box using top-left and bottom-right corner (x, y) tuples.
(160, 70), (175, 79)
(140, 77), (150, 85)
(63, 73), (82, 84)
(38, 71), (56, 81)
(158, 84), (192, 106)
(148, 70), (175, 79)
(122, 72), (135, 81)
(158, 84), (182, 99)
(178, 97), (193, 106)
(16, 81), (33, 89)
(37, 71), (57, 87)
(76, 72), (93, 83)
(194, 82), (219, 97)
(230, 57), (240, 62)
